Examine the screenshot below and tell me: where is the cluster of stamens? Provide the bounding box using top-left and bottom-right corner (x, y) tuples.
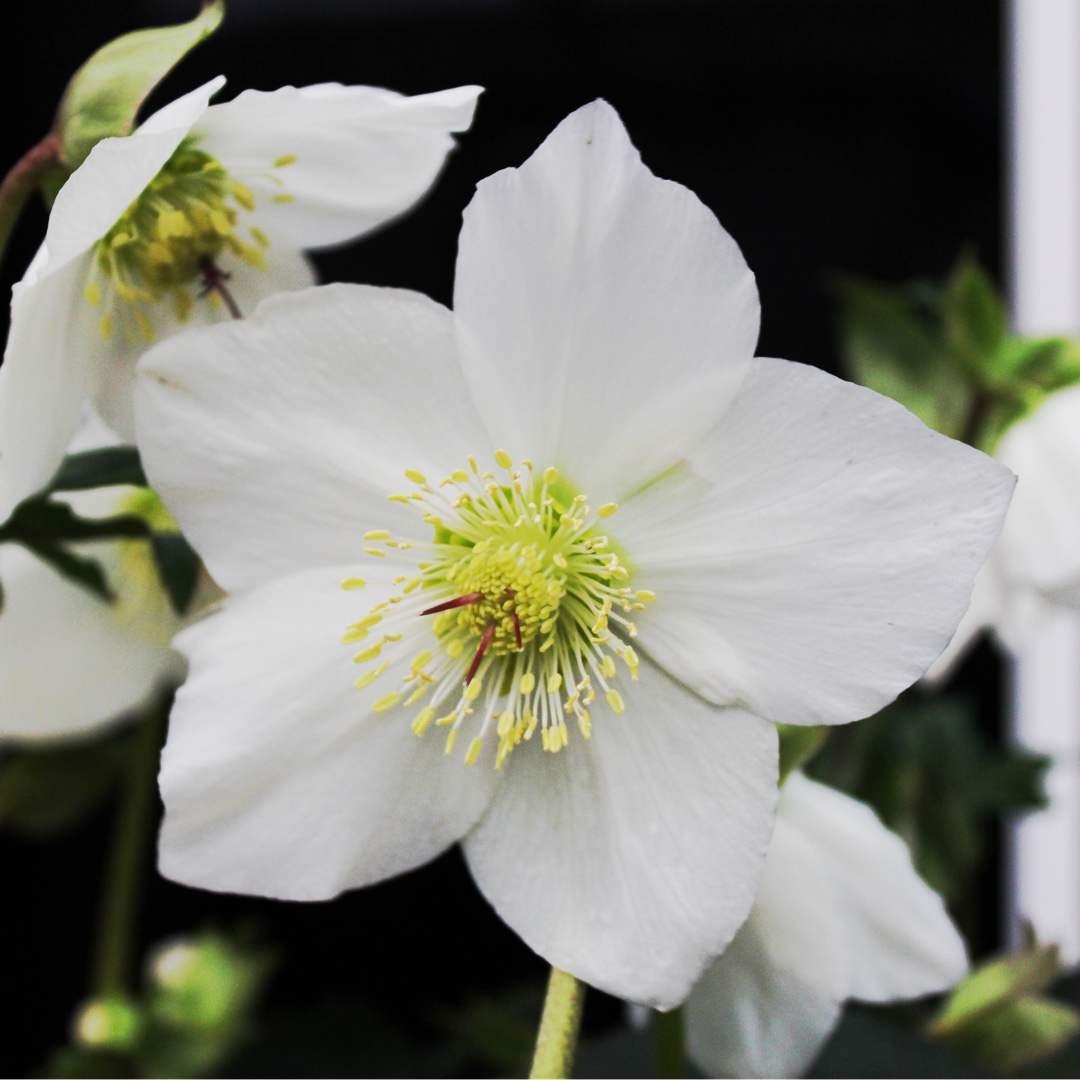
(341, 453), (655, 769)
(84, 138), (298, 340)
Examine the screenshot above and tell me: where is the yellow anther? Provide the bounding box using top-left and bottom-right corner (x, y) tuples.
(274, 154), (298, 167)
(387, 494), (411, 503)
(541, 728), (551, 752)
(372, 691), (402, 713)
(606, 689), (626, 714)
(597, 502), (618, 518)
(209, 209), (233, 236)
(635, 590), (656, 604)
(547, 672), (562, 694)
(465, 737), (484, 766)
(84, 282), (102, 306)
(351, 643), (383, 663)
(542, 466), (559, 486)
(577, 711), (592, 738)
(465, 679), (483, 702)
(405, 469), (427, 485)
(444, 729), (458, 755)
(364, 530), (391, 540)
(601, 656), (617, 679)
(519, 672), (536, 694)
(497, 711), (515, 737)
(354, 661), (389, 689)
(410, 650), (432, 673)
(230, 182), (256, 211)
(403, 577), (423, 594)
(272, 193), (295, 204)
(99, 315), (112, 340)
(494, 449), (513, 470)
(364, 548), (387, 557)
(451, 469), (469, 482)
(250, 226), (270, 248)
(435, 712), (456, 726)
(412, 707), (435, 735)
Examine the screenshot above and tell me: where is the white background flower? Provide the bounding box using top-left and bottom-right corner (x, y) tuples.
(0, 76), (481, 522)
(931, 382), (1080, 675)
(684, 773), (968, 1079)
(133, 102), (1011, 1007)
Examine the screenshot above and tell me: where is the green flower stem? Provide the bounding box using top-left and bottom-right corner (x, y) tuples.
(90, 702), (165, 997)
(529, 967), (587, 1079)
(653, 1006), (686, 1078)
(0, 133), (63, 272)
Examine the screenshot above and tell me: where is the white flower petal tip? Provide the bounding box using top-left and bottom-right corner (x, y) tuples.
(623, 359), (1015, 727)
(685, 775), (967, 1079)
(454, 99), (760, 499)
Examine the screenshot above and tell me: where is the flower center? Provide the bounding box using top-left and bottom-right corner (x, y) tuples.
(342, 454), (655, 768)
(84, 137), (276, 340)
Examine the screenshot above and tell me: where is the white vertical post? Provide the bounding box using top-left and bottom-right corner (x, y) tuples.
(1007, 0), (1080, 963)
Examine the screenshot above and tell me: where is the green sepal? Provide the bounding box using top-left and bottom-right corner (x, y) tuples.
(942, 255), (1008, 379)
(55, 0), (225, 170)
(776, 723), (829, 785)
(0, 729), (132, 836)
(48, 447), (148, 493)
(928, 940), (1080, 1072)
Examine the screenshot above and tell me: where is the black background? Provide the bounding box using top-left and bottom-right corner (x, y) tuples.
(1, 1), (1003, 1075)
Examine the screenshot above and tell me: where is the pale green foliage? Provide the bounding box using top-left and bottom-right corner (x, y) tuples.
(56, 1), (224, 169)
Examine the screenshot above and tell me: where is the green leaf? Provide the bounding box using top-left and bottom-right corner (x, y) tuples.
(833, 273), (972, 439)
(0, 731), (130, 836)
(0, 497), (150, 545)
(943, 255), (1009, 375)
(48, 447), (148, 493)
(56, 1), (225, 169)
(150, 532), (201, 616)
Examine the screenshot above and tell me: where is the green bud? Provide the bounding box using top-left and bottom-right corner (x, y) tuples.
(73, 995), (142, 1051)
(927, 938), (1080, 1072)
(55, 0), (224, 170)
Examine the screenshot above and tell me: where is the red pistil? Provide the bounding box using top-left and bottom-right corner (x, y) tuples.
(465, 621), (496, 686)
(421, 592), (485, 616)
(198, 256), (242, 319)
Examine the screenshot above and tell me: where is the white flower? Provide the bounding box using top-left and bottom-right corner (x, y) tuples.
(0, 76), (481, 522)
(931, 383), (1080, 675)
(132, 102), (1011, 1007)
(0, 415), (187, 742)
(685, 773), (968, 1079)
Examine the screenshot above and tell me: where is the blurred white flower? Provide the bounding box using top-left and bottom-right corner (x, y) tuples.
(0, 415), (189, 742)
(685, 773), (968, 1079)
(0, 76), (481, 521)
(133, 101), (1010, 1007)
(930, 383), (1080, 675)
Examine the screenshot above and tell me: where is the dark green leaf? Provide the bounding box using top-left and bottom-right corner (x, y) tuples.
(48, 447), (147, 493)
(944, 255), (1009, 373)
(55, 1), (225, 169)
(0, 730), (131, 836)
(0, 496), (149, 545)
(150, 532), (201, 616)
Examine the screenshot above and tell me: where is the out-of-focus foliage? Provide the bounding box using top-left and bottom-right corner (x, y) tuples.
(777, 723), (829, 784)
(928, 937), (1080, 1073)
(0, 728), (132, 835)
(54, 1), (224, 172)
(834, 255), (1080, 453)
(805, 693), (1049, 908)
(40, 928), (273, 1079)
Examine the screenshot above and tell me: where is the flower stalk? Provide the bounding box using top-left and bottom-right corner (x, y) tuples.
(0, 133), (63, 272)
(529, 967), (586, 1079)
(653, 1006), (686, 1078)
(90, 701), (165, 996)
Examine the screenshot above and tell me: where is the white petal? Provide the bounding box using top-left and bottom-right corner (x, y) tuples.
(453, 100), (758, 499)
(136, 283), (485, 593)
(195, 83), (481, 249)
(996, 384), (1080, 596)
(0, 545), (179, 741)
(781, 773), (968, 1000)
(159, 565), (498, 900)
(923, 557), (1003, 681)
(685, 810), (848, 1079)
(43, 78), (224, 274)
(0, 254), (101, 518)
(94, 234), (315, 438)
(619, 358), (1014, 726)
(462, 659), (777, 1009)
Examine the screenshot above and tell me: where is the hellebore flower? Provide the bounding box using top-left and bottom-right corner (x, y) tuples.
(0, 76), (481, 521)
(931, 383), (1080, 673)
(684, 773), (968, 1078)
(133, 102), (1012, 1007)
(0, 416), (188, 741)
